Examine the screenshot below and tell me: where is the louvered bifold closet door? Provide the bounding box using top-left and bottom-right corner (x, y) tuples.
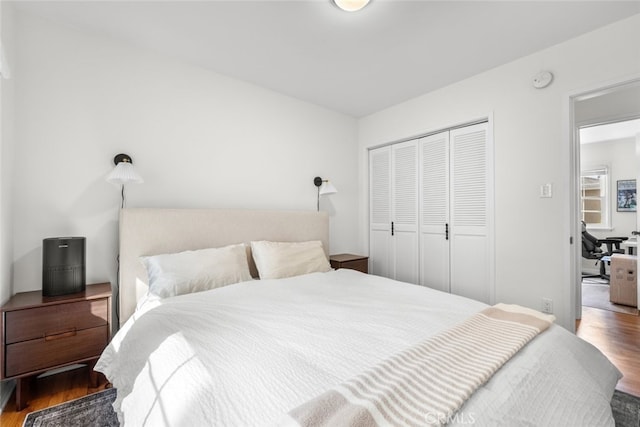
(369, 146), (392, 277)
(419, 131), (450, 293)
(449, 122), (490, 303)
(391, 141), (419, 284)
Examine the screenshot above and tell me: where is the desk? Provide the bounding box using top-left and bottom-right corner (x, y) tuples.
(622, 238), (637, 256)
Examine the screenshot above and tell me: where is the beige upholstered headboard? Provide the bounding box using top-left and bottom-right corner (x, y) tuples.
(118, 208), (329, 327)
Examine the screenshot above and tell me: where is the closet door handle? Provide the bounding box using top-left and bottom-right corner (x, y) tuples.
(445, 223), (449, 240)
(391, 222), (395, 236)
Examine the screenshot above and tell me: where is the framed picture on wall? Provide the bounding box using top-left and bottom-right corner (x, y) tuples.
(616, 179), (637, 212)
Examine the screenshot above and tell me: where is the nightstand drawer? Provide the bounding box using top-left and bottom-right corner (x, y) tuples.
(5, 325), (108, 377)
(5, 299), (108, 344)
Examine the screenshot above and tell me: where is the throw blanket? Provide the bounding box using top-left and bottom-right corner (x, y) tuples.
(284, 304), (555, 427)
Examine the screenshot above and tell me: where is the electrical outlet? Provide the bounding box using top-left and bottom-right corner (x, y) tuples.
(542, 298), (553, 314)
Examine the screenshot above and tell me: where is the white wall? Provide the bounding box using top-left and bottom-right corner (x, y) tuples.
(575, 84), (640, 125)
(358, 14), (640, 330)
(0, 0), (16, 412)
(581, 137), (637, 273)
(11, 11), (359, 295)
(0, 0), (15, 307)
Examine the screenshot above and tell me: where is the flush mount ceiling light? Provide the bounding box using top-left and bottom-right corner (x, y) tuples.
(332, 0), (371, 12)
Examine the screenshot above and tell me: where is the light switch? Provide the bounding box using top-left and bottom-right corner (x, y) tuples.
(540, 183), (553, 198)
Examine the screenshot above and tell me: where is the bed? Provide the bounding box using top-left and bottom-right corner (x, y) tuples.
(95, 208), (621, 426)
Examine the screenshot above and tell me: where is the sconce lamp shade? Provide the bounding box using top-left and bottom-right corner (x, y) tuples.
(314, 176), (337, 211)
(319, 181), (337, 195)
(106, 154), (143, 185)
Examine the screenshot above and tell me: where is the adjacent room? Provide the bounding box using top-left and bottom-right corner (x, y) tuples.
(580, 117), (639, 316)
(0, 1), (639, 426)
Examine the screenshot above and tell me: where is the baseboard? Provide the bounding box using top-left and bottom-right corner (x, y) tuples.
(0, 380), (16, 415)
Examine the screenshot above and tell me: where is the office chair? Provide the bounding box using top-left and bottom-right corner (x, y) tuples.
(581, 221), (627, 280)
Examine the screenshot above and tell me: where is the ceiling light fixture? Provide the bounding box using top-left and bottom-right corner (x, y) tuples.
(332, 0), (371, 12)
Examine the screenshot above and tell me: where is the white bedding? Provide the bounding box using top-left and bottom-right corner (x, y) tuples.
(96, 269), (621, 426)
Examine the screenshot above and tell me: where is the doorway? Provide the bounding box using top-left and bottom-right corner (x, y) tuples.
(579, 118), (639, 315)
(570, 77), (640, 324)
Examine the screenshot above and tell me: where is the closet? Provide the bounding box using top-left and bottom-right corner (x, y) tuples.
(369, 122), (493, 303)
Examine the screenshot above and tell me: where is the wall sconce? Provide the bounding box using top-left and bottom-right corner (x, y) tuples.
(106, 153), (143, 208)
(314, 176), (337, 211)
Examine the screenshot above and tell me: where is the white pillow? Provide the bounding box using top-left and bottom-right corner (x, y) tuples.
(250, 240), (331, 280)
(141, 243), (252, 298)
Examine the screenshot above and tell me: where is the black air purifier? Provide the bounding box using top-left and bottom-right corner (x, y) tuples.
(42, 237), (86, 297)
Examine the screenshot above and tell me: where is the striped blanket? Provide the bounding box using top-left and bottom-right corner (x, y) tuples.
(284, 304), (555, 427)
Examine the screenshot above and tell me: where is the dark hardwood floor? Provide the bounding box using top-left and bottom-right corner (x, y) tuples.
(577, 306), (640, 397)
(0, 306), (637, 426)
(0, 365), (108, 427)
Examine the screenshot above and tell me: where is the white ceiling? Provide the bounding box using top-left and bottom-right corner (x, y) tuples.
(12, 1), (640, 117)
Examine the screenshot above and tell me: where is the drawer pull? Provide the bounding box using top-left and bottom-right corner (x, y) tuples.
(44, 329), (77, 341)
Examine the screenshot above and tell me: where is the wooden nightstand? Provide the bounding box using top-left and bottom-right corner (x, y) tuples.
(330, 254), (369, 274)
(1, 282), (112, 410)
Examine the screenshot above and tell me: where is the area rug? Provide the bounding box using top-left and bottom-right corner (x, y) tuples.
(21, 385), (640, 426)
(22, 387), (118, 427)
(611, 389), (640, 427)
(582, 281), (638, 316)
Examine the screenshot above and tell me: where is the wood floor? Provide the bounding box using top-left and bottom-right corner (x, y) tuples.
(0, 365), (108, 427)
(576, 306), (640, 397)
(0, 306), (637, 426)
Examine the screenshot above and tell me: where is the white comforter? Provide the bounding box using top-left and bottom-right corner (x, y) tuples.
(96, 269), (621, 426)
